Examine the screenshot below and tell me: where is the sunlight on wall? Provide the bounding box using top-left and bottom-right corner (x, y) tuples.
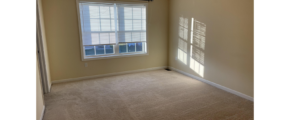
(189, 18), (206, 77)
(178, 17), (189, 65)
(190, 45), (204, 77)
(177, 16), (207, 76)
(179, 17), (188, 41)
(178, 39), (187, 64)
(192, 20), (206, 50)
(190, 55), (204, 77)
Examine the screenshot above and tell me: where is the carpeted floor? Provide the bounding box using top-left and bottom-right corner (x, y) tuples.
(43, 70), (253, 120)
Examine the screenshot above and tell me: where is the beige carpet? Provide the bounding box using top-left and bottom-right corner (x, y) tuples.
(43, 70), (253, 120)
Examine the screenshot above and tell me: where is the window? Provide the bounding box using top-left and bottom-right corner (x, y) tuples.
(77, 1), (148, 60)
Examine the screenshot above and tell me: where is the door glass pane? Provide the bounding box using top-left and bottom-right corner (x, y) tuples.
(84, 46), (95, 56)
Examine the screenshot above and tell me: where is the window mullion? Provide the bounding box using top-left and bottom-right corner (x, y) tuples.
(104, 45), (106, 54)
(114, 3), (119, 54)
(113, 45), (115, 54)
(109, 7), (111, 31)
(109, 6), (111, 44)
(99, 6), (102, 31)
(141, 7), (143, 30)
(131, 8), (133, 42)
(98, 6), (101, 44)
(126, 43), (128, 52)
(135, 43), (136, 52)
(142, 42), (145, 52)
(94, 46), (96, 55)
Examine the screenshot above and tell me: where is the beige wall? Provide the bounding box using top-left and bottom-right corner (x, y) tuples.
(38, 0), (52, 90)
(169, 0), (253, 97)
(37, 53), (45, 120)
(41, 0), (253, 97)
(41, 0), (169, 81)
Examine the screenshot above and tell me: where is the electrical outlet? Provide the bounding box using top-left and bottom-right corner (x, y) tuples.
(85, 63), (88, 67)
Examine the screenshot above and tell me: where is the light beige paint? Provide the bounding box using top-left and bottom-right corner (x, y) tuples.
(169, 0), (253, 97)
(38, 0), (52, 90)
(41, 0), (253, 97)
(42, 0), (169, 81)
(37, 53), (45, 120)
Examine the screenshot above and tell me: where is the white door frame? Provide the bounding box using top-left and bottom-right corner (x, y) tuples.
(35, 0), (50, 94)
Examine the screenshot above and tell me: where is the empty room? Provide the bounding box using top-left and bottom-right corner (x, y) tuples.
(36, 0), (254, 119)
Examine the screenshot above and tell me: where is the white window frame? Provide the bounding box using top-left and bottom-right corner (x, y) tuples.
(76, 0), (149, 61)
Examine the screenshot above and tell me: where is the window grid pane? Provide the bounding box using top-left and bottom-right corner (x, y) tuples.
(119, 43), (127, 53)
(84, 46), (95, 56)
(95, 45), (105, 55)
(105, 45), (114, 54)
(80, 3), (147, 57)
(118, 42), (145, 53)
(128, 43), (136, 52)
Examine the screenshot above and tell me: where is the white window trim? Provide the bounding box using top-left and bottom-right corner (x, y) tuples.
(76, 0), (149, 61)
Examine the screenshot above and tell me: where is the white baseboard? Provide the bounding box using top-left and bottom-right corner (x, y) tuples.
(52, 66), (168, 84)
(169, 67), (254, 102)
(40, 106), (45, 120)
(51, 66), (253, 101)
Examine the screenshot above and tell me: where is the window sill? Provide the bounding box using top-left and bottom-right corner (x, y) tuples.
(82, 52), (148, 61)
